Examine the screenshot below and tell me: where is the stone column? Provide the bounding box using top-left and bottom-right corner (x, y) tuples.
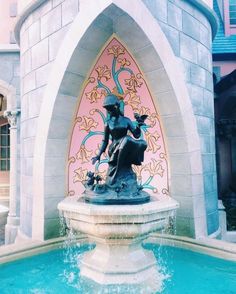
(4, 109), (21, 244)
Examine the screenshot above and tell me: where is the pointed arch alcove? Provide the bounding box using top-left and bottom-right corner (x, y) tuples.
(32, 0), (207, 241)
(68, 36), (169, 199)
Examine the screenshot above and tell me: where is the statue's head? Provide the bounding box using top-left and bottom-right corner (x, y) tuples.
(103, 94), (120, 112)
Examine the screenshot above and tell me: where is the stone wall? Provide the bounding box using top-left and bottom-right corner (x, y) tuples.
(142, 0), (218, 235)
(19, 0), (79, 237)
(17, 0), (218, 238)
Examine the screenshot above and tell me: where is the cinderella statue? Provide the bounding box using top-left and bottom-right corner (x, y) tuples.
(84, 94), (150, 204)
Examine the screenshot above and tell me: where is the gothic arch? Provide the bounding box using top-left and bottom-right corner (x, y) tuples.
(32, 0), (207, 240)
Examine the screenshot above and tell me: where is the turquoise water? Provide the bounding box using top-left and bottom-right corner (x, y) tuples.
(0, 243), (236, 293)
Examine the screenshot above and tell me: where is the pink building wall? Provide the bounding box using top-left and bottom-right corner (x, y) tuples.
(214, 61), (236, 77)
(223, 0), (236, 36)
(0, 0), (17, 44)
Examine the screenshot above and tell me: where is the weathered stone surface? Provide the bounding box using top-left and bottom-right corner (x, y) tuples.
(28, 20), (40, 48)
(31, 38), (49, 70)
(142, 0), (167, 23)
(62, 0), (79, 26)
(180, 33), (198, 63)
(168, 1), (182, 30)
(41, 5), (62, 39)
(182, 11), (200, 41)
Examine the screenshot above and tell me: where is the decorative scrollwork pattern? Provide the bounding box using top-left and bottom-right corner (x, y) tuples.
(68, 37), (169, 197)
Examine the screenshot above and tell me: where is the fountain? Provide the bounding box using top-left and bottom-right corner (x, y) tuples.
(58, 94), (179, 291)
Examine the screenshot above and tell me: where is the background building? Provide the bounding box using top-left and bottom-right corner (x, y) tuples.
(213, 0), (236, 236)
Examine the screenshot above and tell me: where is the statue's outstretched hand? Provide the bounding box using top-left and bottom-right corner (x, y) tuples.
(91, 155), (100, 165)
(134, 113), (148, 126)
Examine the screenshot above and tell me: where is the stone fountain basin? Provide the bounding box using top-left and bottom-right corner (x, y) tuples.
(58, 195), (179, 287)
(58, 196), (179, 239)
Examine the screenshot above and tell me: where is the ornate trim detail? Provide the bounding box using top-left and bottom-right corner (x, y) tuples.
(4, 109), (21, 127)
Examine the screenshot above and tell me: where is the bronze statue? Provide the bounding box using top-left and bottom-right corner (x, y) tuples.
(84, 94), (150, 204)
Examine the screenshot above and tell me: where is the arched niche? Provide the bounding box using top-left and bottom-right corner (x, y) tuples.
(32, 0), (206, 240)
(68, 36), (169, 198)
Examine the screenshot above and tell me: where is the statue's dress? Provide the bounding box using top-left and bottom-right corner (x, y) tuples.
(103, 116), (147, 188)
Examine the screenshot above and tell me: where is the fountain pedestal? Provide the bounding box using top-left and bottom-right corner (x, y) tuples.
(58, 196), (178, 289)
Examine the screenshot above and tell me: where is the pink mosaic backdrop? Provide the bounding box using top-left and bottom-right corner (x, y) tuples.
(68, 37), (169, 197)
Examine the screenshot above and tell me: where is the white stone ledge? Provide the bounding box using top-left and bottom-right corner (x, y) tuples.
(0, 44), (20, 52)
(149, 233), (236, 261)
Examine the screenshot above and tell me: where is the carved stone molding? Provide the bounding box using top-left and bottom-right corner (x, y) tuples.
(4, 109), (21, 128)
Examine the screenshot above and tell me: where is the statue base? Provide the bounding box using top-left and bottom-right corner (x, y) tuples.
(84, 189), (150, 204)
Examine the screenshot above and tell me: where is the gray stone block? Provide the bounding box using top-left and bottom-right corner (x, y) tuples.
(193, 8), (211, 30)
(92, 13), (113, 34)
(180, 59), (191, 82)
(28, 87), (44, 118)
(199, 23), (211, 49)
(29, 20), (40, 48)
(142, 0), (167, 23)
(205, 71), (213, 91)
(41, 5), (62, 39)
(176, 216), (194, 237)
(190, 64), (206, 88)
(114, 14), (150, 52)
(36, 63), (52, 88)
(22, 117), (38, 139)
(159, 22), (180, 56)
(48, 117), (71, 139)
(59, 71), (84, 96)
(168, 1), (182, 30)
(23, 71), (36, 94)
(45, 138), (67, 157)
(197, 43), (212, 71)
(20, 211), (32, 237)
(176, 0), (194, 15)
(53, 0), (64, 7)
(31, 38), (49, 70)
(62, 0), (79, 26)
(44, 157), (66, 176)
(67, 46), (98, 77)
(22, 50), (32, 76)
(22, 137), (35, 158)
(44, 197), (63, 218)
(49, 25), (69, 61)
(145, 67), (172, 94)
(207, 209), (219, 235)
(20, 29), (29, 54)
(204, 173), (217, 194)
(196, 115), (214, 135)
(22, 157), (33, 176)
(183, 11), (200, 41)
(44, 175), (65, 196)
(53, 94), (76, 120)
(133, 44), (162, 73)
(80, 24), (112, 53)
(180, 33), (198, 63)
(200, 135), (212, 153)
(202, 153), (216, 173)
(187, 84), (204, 115)
(203, 89), (214, 118)
(44, 217), (60, 239)
(33, 0), (52, 22)
(21, 94), (29, 122)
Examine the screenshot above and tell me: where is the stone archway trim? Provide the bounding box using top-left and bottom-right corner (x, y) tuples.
(32, 0), (206, 240)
